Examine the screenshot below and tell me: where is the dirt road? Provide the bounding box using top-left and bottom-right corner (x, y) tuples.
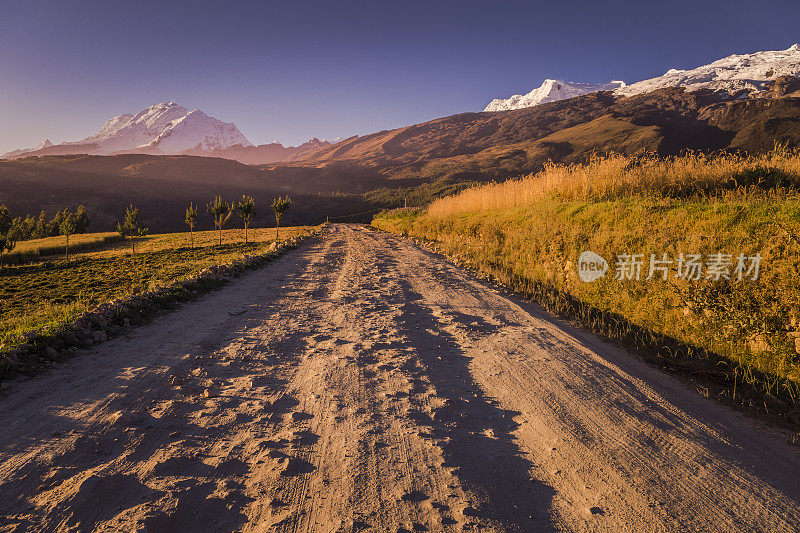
(1, 224), (799, 532)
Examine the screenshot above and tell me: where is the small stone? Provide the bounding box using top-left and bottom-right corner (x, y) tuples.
(45, 347), (58, 357)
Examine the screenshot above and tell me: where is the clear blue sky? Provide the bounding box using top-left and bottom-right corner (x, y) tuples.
(1, 0), (798, 153)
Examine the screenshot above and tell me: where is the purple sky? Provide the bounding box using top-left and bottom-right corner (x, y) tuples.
(1, 0), (799, 153)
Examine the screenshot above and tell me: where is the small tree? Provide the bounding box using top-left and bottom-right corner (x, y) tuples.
(0, 205), (11, 237)
(59, 213), (76, 259)
(185, 202), (198, 249)
(74, 205), (90, 233)
(51, 209), (67, 236)
(237, 195), (257, 244)
(271, 196), (292, 240)
(117, 204), (148, 254)
(0, 205), (14, 268)
(207, 195), (232, 246)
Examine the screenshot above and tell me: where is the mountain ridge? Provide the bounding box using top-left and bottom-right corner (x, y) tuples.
(3, 102), (252, 158)
(483, 44), (800, 112)
(617, 43), (800, 97)
(485, 79), (626, 111)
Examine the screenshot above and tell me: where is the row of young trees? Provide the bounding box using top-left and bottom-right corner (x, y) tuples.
(9, 207), (89, 241)
(0, 205), (90, 266)
(185, 194), (292, 248)
(0, 194), (294, 263)
(119, 195), (293, 253)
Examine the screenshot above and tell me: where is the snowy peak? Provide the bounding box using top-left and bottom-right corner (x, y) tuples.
(484, 79), (626, 111)
(76, 101), (252, 154)
(3, 102), (252, 158)
(144, 108), (252, 153)
(616, 44), (800, 97)
(484, 44), (800, 111)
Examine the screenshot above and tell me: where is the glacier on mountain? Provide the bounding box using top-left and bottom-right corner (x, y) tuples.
(484, 79), (626, 111)
(3, 102), (252, 158)
(615, 44), (800, 97)
(484, 44), (800, 111)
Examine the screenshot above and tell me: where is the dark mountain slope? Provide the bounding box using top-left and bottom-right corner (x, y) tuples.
(272, 85), (800, 183)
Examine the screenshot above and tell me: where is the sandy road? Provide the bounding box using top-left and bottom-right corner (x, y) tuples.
(1, 224), (799, 532)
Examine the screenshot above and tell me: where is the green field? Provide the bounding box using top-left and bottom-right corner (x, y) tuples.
(374, 150), (800, 413)
(0, 226), (318, 355)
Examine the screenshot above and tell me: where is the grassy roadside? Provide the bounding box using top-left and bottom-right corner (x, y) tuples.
(373, 150), (800, 427)
(0, 226), (319, 376)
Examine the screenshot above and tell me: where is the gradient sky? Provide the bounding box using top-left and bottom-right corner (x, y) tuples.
(1, 0), (799, 153)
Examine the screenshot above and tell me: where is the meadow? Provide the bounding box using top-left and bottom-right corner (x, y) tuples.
(0, 226), (317, 356)
(373, 148), (800, 415)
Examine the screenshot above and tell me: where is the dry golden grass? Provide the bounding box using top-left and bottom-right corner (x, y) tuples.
(428, 147), (800, 217)
(5, 233), (122, 264)
(90, 227), (299, 257)
(374, 148), (800, 411)
(4, 227), (299, 265)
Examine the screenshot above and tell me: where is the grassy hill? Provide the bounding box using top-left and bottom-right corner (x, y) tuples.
(373, 148), (800, 419)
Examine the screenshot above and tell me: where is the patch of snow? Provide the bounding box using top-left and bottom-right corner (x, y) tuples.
(143, 108), (251, 153)
(484, 79), (626, 111)
(615, 44), (800, 97)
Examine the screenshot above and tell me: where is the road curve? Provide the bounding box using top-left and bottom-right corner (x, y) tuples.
(0, 224), (798, 532)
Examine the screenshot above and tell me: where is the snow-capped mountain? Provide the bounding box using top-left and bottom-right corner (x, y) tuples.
(484, 79), (626, 111)
(484, 44), (800, 111)
(616, 44), (800, 97)
(3, 102), (252, 158)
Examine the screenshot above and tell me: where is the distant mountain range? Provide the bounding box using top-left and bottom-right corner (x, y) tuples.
(484, 43), (800, 111)
(2, 43), (800, 232)
(5, 44), (799, 167)
(1, 102), (331, 164)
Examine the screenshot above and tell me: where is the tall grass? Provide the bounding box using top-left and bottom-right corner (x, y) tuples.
(374, 148), (800, 417)
(428, 147), (800, 217)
